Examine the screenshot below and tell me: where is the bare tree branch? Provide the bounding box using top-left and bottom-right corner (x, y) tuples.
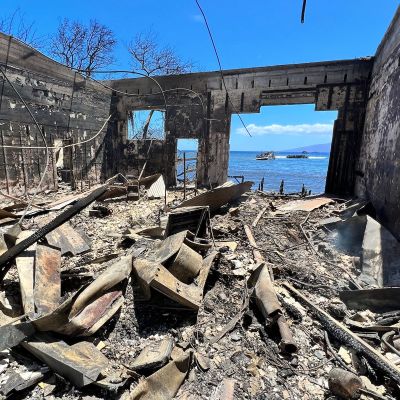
(0, 8), (44, 48)
(50, 19), (116, 77)
(128, 30), (193, 76)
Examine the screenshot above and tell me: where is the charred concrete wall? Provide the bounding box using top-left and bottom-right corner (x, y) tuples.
(0, 34), (113, 195)
(120, 139), (170, 178)
(0, 32), (374, 195)
(355, 7), (400, 239)
(111, 59), (373, 189)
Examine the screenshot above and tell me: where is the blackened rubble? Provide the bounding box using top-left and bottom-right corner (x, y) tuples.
(0, 181), (399, 400)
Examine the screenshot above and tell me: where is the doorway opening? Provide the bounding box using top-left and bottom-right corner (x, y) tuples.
(127, 109), (165, 140)
(176, 139), (198, 190)
(229, 104), (338, 194)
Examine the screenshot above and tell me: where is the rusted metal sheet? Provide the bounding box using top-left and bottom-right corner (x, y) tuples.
(339, 288), (400, 313)
(97, 185), (127, 201)
(129, 337), (174, 372)
(196, 251), (218, 289)
(69, 255), (132, 317)
(22, 334), (109, 387)
(134, 251), (217, 310)
(15, 230), (36, 314)
(131, 173), (162, 187)
(168, 243), (203, 284)
(177, 181), (253, 212)
(278, 196), (333, 212)
(150, 231), (187, 264)
(134, 258), (202, 309)
(150, 264), (203, 310)
(34, 244), (61, 315)
(62, 290), (123, 336)
(128, 352), (190, 400)
(43, 218), (90, 256)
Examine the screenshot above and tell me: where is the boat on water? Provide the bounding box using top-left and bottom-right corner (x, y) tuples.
(256, 151), (275, 160)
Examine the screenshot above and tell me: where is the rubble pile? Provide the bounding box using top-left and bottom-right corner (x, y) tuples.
(0, 180), (400, 399)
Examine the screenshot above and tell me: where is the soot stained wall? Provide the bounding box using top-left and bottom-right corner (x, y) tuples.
(355, 7), (400, 239)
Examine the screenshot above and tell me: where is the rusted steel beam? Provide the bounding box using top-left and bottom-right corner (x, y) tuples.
(283, 282), (400, 385)
(244, 225), (297, 353)
(34, 244), (61, 315)
(0, 184), (109, 282)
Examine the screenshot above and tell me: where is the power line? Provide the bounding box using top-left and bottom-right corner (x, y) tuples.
(0, 114), (112, 150)
(301, 0), (307, 23)
(194, 0), (252, 138)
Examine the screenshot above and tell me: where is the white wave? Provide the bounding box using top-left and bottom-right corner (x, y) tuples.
(273, 155), (327, 160)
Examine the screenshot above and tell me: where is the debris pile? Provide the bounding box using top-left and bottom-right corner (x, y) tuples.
(1, 179), (400, 399)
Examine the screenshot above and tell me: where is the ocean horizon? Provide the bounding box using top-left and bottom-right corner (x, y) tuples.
(177, 150), (330, 194)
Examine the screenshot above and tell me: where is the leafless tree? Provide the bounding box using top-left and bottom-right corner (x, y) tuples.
(127, 30), (193, 139)
(128, 30), (193, 76)
(0, 8), (43, 48)
(50, 19), (116, 77)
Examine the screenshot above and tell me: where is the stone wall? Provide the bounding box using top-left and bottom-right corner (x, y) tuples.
(355, 6), (400, 239)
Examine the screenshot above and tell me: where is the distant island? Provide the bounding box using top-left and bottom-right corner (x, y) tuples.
(283, 143), (331, 153)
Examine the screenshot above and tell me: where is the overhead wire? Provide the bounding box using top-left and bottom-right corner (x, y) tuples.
(0, 64), (50, 223)
(194, 0), (252, 138)
(0, 38), (210, 211)
(0, 114), (112, 150)
(0, 69), (209, 151)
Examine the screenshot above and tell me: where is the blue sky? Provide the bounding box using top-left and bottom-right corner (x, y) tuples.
(2, 0), (399, 151)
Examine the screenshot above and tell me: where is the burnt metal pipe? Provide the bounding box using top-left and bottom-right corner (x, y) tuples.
(244, 224), (297, 353)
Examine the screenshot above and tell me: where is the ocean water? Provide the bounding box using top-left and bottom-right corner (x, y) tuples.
(176, 151), (330, 194)
(228, 151), (329, 194)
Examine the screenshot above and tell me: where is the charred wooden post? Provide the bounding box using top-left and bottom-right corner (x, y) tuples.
(283, 282), (400, 385)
